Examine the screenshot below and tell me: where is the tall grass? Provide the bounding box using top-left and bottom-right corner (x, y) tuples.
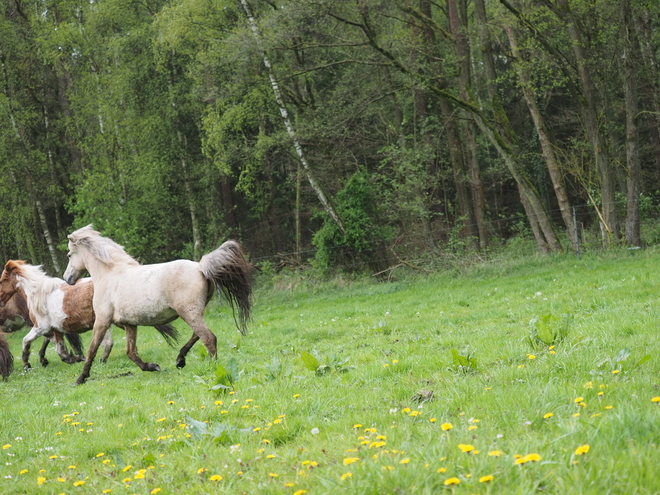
(2, 246), (660, 494)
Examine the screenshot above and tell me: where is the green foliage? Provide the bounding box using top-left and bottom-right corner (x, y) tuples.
(313, 170), (394, 274)
(528, 313), (572, 348)
(195, 359), (240, 393)
(300, 350), (354, 376)
(450, 347), (478, 374)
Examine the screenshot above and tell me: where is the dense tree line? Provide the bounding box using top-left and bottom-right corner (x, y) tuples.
(1, 0), (659, 274)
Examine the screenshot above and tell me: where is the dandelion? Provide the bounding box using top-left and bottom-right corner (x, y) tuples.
(441, 423), (453, 431)
(468, 425), (478, 431)
(402, 408), (411, 414)
(37, 477), (46, 485)
(340, 472), (352, 480)
(19, 470), (28, 475)
(444, 477), (461, 485)
(409, 411), (420, 417)
(156, 418), (166, 422)
(399, 458), (410, 464)
(2, 444), (11, 450)
(518, 365), (525, 369)
(458, 444), (474, 453)
(122, 478), (132, 483)
(268, 472), (278, 478)
(102, 490), (112, 493)
(293, 394), (300, 398)
(605, 405), (613, 410)
(612, 370), (620, 374)
(197, 467), (206, 474)
(353, 424), (362, 429)
(96, 452), (105, 457)
(488, 450), (502, 457)
(480, 475), (494, 483)
(430, 418), (436, 423)
(343, 457), (359, 466)
(574, 397), (584, 403)
(437, 467), (446, 473)
(527, 354), (536, 360)
(543, 412), (554, 419)
(73, 480), (85, 486)
(575, 445), (590, 455)
(294, 491), (308, 495)
(209, 474), (222, 481)
(151, 489), (162, 494)
(652, 397), (660, 403)
(122, 465), (132, 472)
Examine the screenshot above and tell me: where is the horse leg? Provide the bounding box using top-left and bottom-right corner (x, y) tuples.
(99, 329), (114, 363)
(38, 338), (50, 367)
(178, 310), (217, 359)
(0, 332), (14, 380)
(50, 332), (80, 364)
(175, 334), (199, 369)
(21, 327), (44, 370)
(123, 324), (160, 372)
(76, 318), (111, 385)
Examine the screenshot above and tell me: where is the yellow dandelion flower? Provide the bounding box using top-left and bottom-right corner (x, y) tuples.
(267, 454), (276, 459)
(402, 408), (411, 413)
(518, 365), (525, 369)
(214, 400), (223, 405)
(383, 363), (390, 368)
(20, 469), (28, 475)
(340, 472), (352, 480)
(575, 445), (590, 455)
(353, 424), (362, 429)
(430, 418), (436, 423)
(479, 475), (494, 483)
(293, 491), (308, 495)
(102, 490), (112, 494)
(156, 418), (166, 422)
(2, 444), (11, 449)
(612, 370), (620, 374)
(605, 405), (613, 410)
(584, 381), (593, 389)
(68, 465), (76, 469)
(441, 423), (453, 431)
(573, 413), (580, 417)
(527, 354), (536, 359)
(458, 444), (474, 453)
(122, 465), (132, 472)
(488, 450), (502, 457)
(343, 457), (360, 466)
(444, 477), (461, 485)
(96, 452), (105, 457)
(526, 453), (542, 462)
(574, 397), (584, 403)
(409, 411), (420, 417)
(268, 472), (278, 478)
(50, 455), (58, 459)
(197, 467), (206, 474)
(437, 467), (446, 473)
(543, 412), (554, 419)
(468, 425), (478, 431)
(652, 397), (660, 403)
(73, 480), (85, 486)
(399, 458), (410, 464)
(122, 477), (132, 483)
(209, 474), (222, 481)
(293, 394), (300, 398)
(37, 477), (46, 485)
(151, 489), (162, 494)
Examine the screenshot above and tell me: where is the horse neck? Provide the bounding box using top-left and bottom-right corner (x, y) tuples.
(79, 248), (116, 281)
(16, 272), (63, 320)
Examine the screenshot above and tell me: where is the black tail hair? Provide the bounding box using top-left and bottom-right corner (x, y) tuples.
(154, 324), (180, 347)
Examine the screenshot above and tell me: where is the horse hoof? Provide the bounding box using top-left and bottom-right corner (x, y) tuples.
(40, 359), (49, 367)
(23, 363), (32, 371)
(76, 356), (85, 363)
(175, 358), (186, 369)
(75, 377), (87, 386)
(144, 363), (160, 372)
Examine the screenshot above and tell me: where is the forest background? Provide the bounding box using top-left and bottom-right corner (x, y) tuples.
(2, 0), (660, 276)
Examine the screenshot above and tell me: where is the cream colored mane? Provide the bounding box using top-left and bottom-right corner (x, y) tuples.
(14, 264), (64, 318)
(68, 225), (139, 267)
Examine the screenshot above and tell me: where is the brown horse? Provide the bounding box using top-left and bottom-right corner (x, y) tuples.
(0, 260), (180, 371)
(0, 292), (84, 376)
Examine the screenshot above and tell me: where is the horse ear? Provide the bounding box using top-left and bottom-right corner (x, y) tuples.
(4, 260), (23, 273)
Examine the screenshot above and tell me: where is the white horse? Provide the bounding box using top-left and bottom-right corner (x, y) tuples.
(63, 225), (252, 385)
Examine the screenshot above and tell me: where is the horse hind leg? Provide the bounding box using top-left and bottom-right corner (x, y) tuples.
(50, 332), (81, 365)
(175, 333), (200, 369)
(76, 318), (112, 385)
(0, 333), (14, 380)
(99, 330), (114, 363)
(178, 310), (217, 361)
(123, 324), (160, 372)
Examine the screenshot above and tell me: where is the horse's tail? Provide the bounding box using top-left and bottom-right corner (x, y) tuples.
(153, 324), (180, 347)
(65, 333), (85, 356)
(199, 240), (253, 335)
(0, 332), (14, 381)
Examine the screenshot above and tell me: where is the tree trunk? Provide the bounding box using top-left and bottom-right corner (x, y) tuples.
(621, 0), (641, 246)
(504, 25), (577, 250)
(35, 199), (61, 273)
(473, 0), (561, 252)
(240, 0), (345, 235)
(177, 132), (202, 261)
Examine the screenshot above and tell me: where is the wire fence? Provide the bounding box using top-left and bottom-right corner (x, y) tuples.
(246, 198), (660, 277)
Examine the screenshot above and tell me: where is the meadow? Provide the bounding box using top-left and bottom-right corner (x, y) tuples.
(2, 246), (660, 494)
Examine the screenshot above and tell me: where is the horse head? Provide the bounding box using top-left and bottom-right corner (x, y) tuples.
(0, 260), (25, 307)
(63, 238), (87, 286)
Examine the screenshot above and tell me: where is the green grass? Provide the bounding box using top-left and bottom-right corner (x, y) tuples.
(2, 247), (660, 494)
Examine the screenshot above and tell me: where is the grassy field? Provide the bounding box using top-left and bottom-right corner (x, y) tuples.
(2, 246), (660, 494)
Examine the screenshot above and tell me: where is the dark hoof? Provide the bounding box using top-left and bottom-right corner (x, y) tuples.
(75, 356), (85, 363)
(75, 376), (87, 386)
(145, 363), (160, 372)
(23, 363), (32, 371)
(40, 358), (49, 367)
(175, 357), (186, 369)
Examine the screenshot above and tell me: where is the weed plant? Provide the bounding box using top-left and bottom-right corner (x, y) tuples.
(2, 246), (660, 493)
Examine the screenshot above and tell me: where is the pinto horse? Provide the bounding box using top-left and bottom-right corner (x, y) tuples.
(0, 292), (85, 370)
(0, 260), (180, 371)
(63, 225), (252, 385)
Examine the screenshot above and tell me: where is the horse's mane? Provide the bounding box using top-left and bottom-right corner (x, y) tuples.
(68, 225), (139, 267)
(10, 262), (65, 318)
